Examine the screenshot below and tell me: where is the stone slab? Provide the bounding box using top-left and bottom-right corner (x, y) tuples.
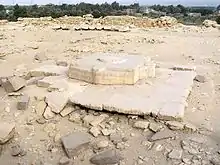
(61, 132), (90, 158)
(17, 95), (30, 110)
(0, 122), (15, 144)
(68, 53), (153, 85)
(30, 65), (68, 77)
(2, 76), (26, 93)
(46, 92), (69, 113)
(69, 70), (196, 120)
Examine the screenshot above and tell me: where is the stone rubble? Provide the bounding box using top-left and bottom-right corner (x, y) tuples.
(43, 106), (56, 120)
(133, 121), (149, 130)
(2, 76), (26, 93)
(168, 149), (183, 160)
(17, 95), (30, 110)
(61, 132), (91, 158)
(150, 129), (176, 141)
(0, 122), (15, 144)
(90, 149), (124, 165)
(45, 92), (69, 114)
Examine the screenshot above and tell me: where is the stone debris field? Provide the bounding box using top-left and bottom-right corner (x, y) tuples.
(0, 16), (220, 165)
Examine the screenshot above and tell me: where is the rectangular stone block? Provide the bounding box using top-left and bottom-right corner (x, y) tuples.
(2, 76), (26, 93)
(17, 95), (30, 110)
(61, 132), (90, 158)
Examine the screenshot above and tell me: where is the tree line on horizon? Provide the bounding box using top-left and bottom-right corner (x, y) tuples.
(0, 2), (219, 24)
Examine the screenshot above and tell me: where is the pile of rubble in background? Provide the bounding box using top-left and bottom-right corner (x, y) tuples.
(202, 19), (220, 29)
(16, 15), (179, 29)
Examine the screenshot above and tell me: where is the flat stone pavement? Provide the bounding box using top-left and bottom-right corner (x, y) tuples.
(30, 65), (196, 120)
(69, 69), (196, 120)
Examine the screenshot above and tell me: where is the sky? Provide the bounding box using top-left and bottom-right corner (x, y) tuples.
(0, 0), (219, 6)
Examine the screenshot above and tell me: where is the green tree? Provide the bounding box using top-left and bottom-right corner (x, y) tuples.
(216, 16), (220, 24)
(0, 5), (6, 19)
(13, 4), (27, 19)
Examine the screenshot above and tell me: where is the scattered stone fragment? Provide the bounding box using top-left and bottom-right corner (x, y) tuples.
(54, 133), (61, 143)
(210, 158), (220, 165)
(142, 140), (153, 150)
(26, 116), (35, 125)
(133, 121), (149, 130)
(35, 100), (47, 116)
(89, 127), (101, 137)
(46, 92), (68, 113)
(59, 156), (70, 165)
(0, 122), (15, 144)
(61, 132), (90, 158)
(101, 129), (114, 136)
(69, 113), (81, 123)
(43, 106), (56, 120)
(17, 95), (30, 110)
(183, 122), (197, 132)
(109, 133), (123, 145)
(2, 76), (26, 93)
(82, 115), (95, 126)
(149, 123), (163, 132)
(56, 60), (68, 67)
(60, 107), (74, 117)
(194, 75), (205, 83)
(96, 140), (109, 149)
(36, 117), (47, 124)
(90, 114), (109, 126)
(182, 158), (191, 164)
(166, 121), (184, 130)
(150, 129), (176, 141)
(26, 76), (44, 86)
(34, 52), (48, 62)
(11, 144), (26, 157)
(168, 149), (183, 160)
(90, 149), (124, 165)
(116, 142), (127, 150)
(8, 92), (24, 96)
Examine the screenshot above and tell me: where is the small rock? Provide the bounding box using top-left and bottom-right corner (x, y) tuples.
(184, 122), (197, 132)
(2, 76), (26, 93)
(43, 106), (56, 120)
(26, 76), (44, 86)
(17, 95), (30, 110)
(194, 75), (206, 83)
(101, 129), (113, 136)
(150, 129), (176, 141)
(36, 117), (47, 124)
(90, 114), (109, 126)
(56, 61), (68, 67)
(109, 133), (123, 145)
(141, 140), (153, 150)
(60, 107), (74, 117)
(59, 156), (70, 165)
(5, 106), (10, 113)
(35, 100), (47, 116)
(153, 143), (163, 152)
(149, 123), (163, 132)
(182, 158), (191, 164)
(26, 116), (35, 125)
(46, 92), (68, 113)
(61, 132), (90, 158)
(54, 133), (61, 143)
(34, 52), (48, 62)
(210, 158), (220, 165)
(90, 149), (124, 165)
(96, 140), (109, 149)
(133, 121), (149, 130)
(168, 149), (183, 160)
(69, 112), (81, 123)
(8, 92), (24, 96)
(11, 144), (26, 157)
(89, 127), (101, 137)
(166, 121), (184, 130)
(0, 122), (15, 144)
(116, 142), (126, 150)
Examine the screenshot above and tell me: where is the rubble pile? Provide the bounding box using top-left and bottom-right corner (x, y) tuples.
(16, 15), (179, 29)
(0, 20), (8, 25)
(202, 20), (220, 28)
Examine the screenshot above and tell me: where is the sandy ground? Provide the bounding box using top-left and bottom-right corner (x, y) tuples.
(0, 23), (220, 165)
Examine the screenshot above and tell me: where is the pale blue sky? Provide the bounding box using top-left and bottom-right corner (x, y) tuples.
(0, 0), (219, 6)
